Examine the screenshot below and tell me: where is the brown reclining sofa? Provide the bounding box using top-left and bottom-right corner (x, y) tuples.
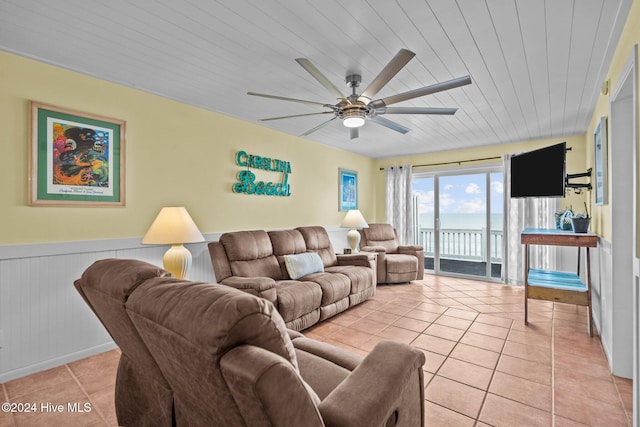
(74, 258), (425, 427)
(208, 226), (377, 331)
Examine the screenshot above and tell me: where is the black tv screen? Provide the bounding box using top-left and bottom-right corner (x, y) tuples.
(510, 142), (566, 198)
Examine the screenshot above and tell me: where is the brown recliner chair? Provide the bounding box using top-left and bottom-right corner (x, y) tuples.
(73, 258), (174, 427)
(359, 223), (425, 284)
(76, 258), (425, 427)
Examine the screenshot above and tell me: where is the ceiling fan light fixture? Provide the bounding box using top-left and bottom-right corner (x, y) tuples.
(250, 49), (471, 139)
(343, 109), (366, 128)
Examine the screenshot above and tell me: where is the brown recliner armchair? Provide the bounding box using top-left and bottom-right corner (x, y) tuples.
(359, 223), (425, 284)
(74, 259), (174, 427)
(76, 258), (426, 427)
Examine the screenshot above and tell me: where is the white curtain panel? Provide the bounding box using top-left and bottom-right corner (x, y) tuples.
(503, 155), (558, 285)
(386, 164), (414, 245)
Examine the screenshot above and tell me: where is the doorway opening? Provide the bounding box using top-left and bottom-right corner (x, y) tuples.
(413, 166), (504, 281)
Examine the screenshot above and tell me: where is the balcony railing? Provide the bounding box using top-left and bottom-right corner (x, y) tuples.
(416, 227), (503, 263)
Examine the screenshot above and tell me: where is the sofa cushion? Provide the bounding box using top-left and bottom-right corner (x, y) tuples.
(299, 272), (350, 305)
(269, 229), (308, 278)
(221, 230), (273, 261)
(385, 254), (419, 283)
(128, 278), (298, 367)
(360, 224), (400, 253)
(275, 280), (322, 323)
(269, 229), (307, 256)
(126, 277), (301, 426)
(295, 348), (351, 400)
(300, 272), (351, 306)
(325, 265), (375, 295)
(284, 252), (324, 280)
(386, 254), (418, 274)
(296, 226), (338, 267)
(220, 230), (282, 279)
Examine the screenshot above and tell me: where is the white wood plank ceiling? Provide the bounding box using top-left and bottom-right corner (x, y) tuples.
(0, 0), (632, 159)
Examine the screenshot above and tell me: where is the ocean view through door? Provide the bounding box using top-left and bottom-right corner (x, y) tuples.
(413, 167), (503, 281)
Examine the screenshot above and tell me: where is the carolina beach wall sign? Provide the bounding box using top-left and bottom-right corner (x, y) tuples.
(233, 150), (291, 197)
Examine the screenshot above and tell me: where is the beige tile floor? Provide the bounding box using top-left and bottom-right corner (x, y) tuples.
(0, 275), (633, 426)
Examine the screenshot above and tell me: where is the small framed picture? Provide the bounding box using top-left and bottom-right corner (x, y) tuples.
(593, 116), (608, 206)
(29, 101), (126, 206)
(338, 168), (358, 211)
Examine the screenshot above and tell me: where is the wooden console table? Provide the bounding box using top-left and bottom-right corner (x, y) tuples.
(521, 228), (598, 336)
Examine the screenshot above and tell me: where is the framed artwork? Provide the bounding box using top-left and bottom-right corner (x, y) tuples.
(29, 101), (125, 206)
(594, 116), (608, 206)
(338, 168), (358, 211)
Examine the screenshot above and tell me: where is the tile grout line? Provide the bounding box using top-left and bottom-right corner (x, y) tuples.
(445, 298), (560, 422)
(473, 316), (514, 424)
(460, 309), (489, 423)
(1, 382), (16, 426)
(409, 306), (463, 391)
(63, 364), (109, 425)
(392, 285), (563, 423)
(421, 306), (493, 422)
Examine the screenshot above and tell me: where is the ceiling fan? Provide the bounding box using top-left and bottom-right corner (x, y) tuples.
(248, 49), (472, 140)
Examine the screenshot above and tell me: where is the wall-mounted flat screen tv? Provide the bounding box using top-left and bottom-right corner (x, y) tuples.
(510, 142), (566, 198)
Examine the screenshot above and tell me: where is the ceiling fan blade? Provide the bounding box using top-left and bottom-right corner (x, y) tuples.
(248, 92), (334, 108)
(295, 58), (350, 104)
(370, 116), (410, 134)
(369, 75), (472, 108)
(349, 127), (359, 140)
(376, 107), (458, 115)
(301, 116), (338, 136)
(358, 49), (415, 105)
(261, 111), (334, 121)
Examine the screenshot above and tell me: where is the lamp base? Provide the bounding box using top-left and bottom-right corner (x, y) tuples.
(163, 244), (192, 279)
(347, 228), (361, 253)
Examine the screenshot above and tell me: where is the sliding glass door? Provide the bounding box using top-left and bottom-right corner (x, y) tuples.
(413, 167), (503, 281)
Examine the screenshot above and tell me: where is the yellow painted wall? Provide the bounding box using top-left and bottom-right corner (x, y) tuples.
(584, 0), (640, 241)
(0, 52), (375, 245)
(373, 135), (588, 223)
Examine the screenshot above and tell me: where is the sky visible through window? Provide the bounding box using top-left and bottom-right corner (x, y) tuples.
(413, 173), (503, 231)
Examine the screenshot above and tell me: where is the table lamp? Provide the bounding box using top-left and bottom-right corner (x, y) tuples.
(142, 207), (205, 279)
(341, 209), (369, 253)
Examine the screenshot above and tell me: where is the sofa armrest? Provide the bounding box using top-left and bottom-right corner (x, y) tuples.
(398, 245), (423, 254)
(287, 329), (304, 341)
(291, 336), (362, 371)
(221, 345), (324, 427)
(336, 253), (376, 268)
(219, 276), (277, 305)
(318, 340), (425, 427)
(398, 246), (424, 280)
(361, 245), (387, 253)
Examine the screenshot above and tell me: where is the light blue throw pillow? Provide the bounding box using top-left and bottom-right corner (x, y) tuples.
(283, 252), (324, 279)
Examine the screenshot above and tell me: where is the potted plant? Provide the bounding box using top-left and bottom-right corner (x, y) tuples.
(571, 202), (591, 233)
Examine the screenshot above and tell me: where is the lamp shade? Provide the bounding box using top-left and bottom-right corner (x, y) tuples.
(341, 209), (369, 229)
(142, 207), (205, 245)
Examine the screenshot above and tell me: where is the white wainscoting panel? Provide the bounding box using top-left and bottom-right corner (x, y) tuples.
(0, 250), (116, 382)
(589, 241), (607, 336)
(595, 238), (616, 369)
(0, 228), (348, 382)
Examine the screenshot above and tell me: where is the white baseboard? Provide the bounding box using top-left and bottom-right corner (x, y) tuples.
(0, 341), (117, 383)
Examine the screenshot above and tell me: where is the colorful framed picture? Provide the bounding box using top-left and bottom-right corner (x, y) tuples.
(338, 168), (358, 211)
(29, 101), (126, 206)
(594, 116), (608, 206)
